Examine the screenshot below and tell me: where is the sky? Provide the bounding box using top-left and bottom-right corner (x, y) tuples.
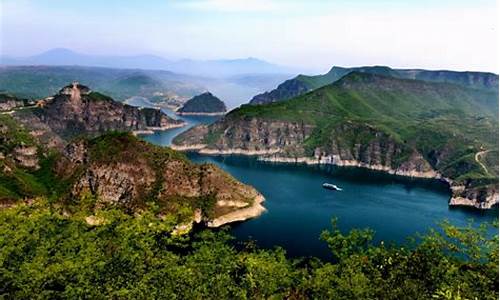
(0, 0), (498, 73)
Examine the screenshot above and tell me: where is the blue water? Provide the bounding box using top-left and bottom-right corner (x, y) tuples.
(140, 111), (499, 259)
(142, 108), (221, 146)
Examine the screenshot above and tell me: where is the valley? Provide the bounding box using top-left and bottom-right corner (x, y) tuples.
(1, 1), (498, 297)
(174, 72), (499, 209)
(0, 68), (498, 298)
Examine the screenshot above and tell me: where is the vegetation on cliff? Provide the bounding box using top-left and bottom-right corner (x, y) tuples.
(0, 201), (497, 299)
(0, 114), (49, 203)
(175, 73), (499, 207)
(1, 113), (260, 225)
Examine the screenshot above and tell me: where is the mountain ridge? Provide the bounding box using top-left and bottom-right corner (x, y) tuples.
(249, 65), (499, 105)
(1, 48), (297, 77)
(174, 72), (499, 209)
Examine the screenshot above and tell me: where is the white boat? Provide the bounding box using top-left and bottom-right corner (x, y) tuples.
(323, 183), (342, 191)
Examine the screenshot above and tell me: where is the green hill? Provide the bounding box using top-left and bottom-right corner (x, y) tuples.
(175, 72), (499, 208)
(249, 66), (499, 105)
(177, 92), (227, 114)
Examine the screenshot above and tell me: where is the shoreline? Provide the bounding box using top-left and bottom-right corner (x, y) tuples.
(133, 122), (186, 136)
(176, 111), (226, 116)
(170, 145), (499, 210)
(207, 194), (266, 227)
(172, 194), (266, 234)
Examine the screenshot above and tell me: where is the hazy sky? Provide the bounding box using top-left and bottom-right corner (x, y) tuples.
(0, 0), (498, 72)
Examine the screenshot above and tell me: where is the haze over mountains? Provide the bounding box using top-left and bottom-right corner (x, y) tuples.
(0, 48), (299, 78)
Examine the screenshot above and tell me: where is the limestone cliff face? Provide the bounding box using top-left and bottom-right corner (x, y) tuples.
(19, 82), (185, 140)
(58, 134), (264, 227)
(448, 181), (499, 209)
(175, 119), (426, 171)
(173, 118), (498, 209)
(174, 118), (315, 156)
(0, 98), (26, 111)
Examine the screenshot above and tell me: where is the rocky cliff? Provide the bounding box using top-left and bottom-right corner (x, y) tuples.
(1, 88), (265, 228)
(174, 118), (498, 209)
(0, 93), (30, 111)
(174, 73), (499, 209)
(14, 82), (185, 141)
(56, 133), (264, 227)
(0, 117), (265, 228)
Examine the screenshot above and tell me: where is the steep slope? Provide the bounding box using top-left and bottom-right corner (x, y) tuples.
(57, 133), (264, 228)
(0, 114), (47, 204)
(249, 66), (499, 105)
(12, 82), (185, 142)
(0, 115), (264, 228)
(174, 72), (499, 209)
(177, 92), (227, 115)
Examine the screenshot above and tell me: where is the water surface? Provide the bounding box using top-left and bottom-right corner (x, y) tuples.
(140, 110), (499, 260)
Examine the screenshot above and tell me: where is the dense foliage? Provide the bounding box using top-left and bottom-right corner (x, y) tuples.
(0, 201), (497, 299)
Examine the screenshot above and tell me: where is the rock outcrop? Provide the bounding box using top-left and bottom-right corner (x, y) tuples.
(14, 82), (185, 141)
(0, 94), (28, 112)
(57, 133), (265, 227)
(12, 145), (39, 169)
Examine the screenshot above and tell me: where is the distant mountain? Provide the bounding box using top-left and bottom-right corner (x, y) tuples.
(0, 65), (205, 101)
(0, 48), (296, 77)
(0, 64), (295, 109)
(249, 66), (499, 104)
(174, 72), (499, 209)
(177, 92), (227, 115)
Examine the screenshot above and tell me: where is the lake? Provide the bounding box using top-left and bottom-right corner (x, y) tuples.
(140, 109), (499, 260)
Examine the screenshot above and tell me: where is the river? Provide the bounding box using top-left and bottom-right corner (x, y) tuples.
(138, 106), (498, 260)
